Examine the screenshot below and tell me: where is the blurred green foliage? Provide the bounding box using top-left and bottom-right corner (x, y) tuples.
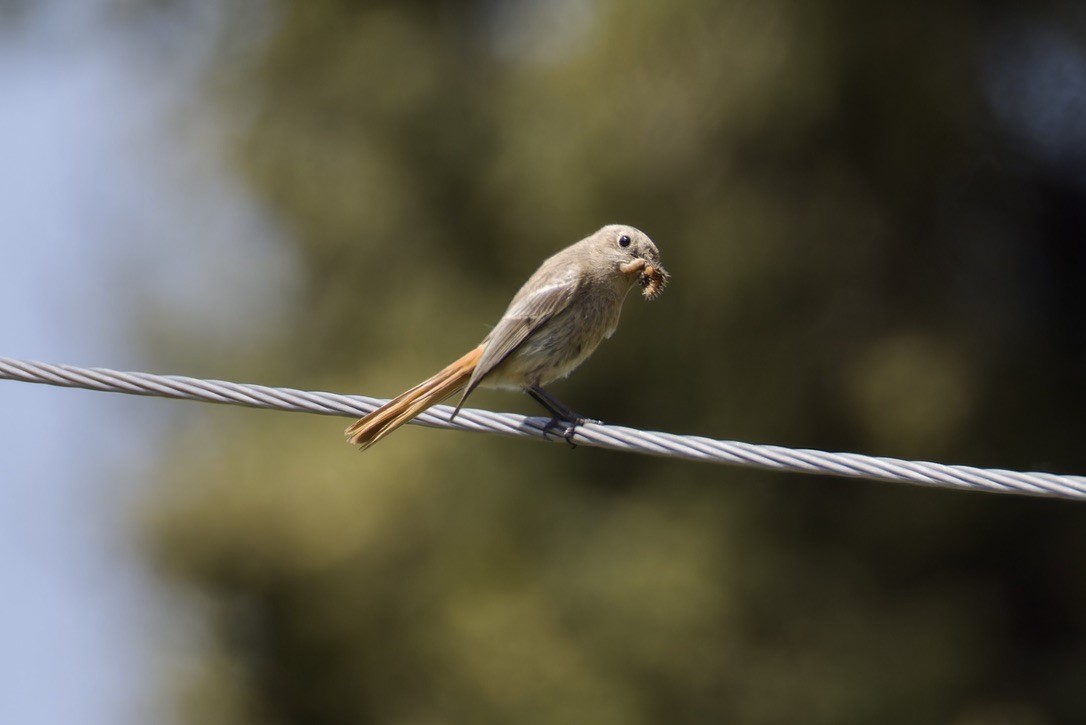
(143, 1), (1086, 723)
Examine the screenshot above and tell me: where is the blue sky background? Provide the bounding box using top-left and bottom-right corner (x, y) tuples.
(0, 3), (290, 723)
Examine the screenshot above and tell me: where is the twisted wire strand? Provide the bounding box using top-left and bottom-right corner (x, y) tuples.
(2, 356), (1084, 501)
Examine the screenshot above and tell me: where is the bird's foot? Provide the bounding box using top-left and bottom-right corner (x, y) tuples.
(541, 415), (602, 448)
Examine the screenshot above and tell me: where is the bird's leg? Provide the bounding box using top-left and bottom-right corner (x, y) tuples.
(527, 385), (600, 445)
(528, 385), (582, 421)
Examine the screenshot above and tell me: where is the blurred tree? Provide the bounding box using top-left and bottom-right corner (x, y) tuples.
(138, 0), (1086, 723)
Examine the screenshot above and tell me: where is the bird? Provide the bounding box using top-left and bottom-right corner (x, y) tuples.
(345, 224), (668, 449)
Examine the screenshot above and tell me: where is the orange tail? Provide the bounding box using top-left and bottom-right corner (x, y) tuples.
(345, 345), (482, 450)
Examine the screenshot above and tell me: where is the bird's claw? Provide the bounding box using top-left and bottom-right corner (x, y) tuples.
(542, 416), (602, 448)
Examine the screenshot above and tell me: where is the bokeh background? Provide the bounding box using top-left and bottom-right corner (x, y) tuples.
(2, 0), (1086, 723)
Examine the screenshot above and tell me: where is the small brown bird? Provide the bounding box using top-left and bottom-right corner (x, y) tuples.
(345, 224), (668, 449)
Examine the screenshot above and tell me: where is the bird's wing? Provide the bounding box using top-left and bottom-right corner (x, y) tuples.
(457, 268), (582, 408)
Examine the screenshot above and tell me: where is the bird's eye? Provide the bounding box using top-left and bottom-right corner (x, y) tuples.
(618, 234), (631, 248)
